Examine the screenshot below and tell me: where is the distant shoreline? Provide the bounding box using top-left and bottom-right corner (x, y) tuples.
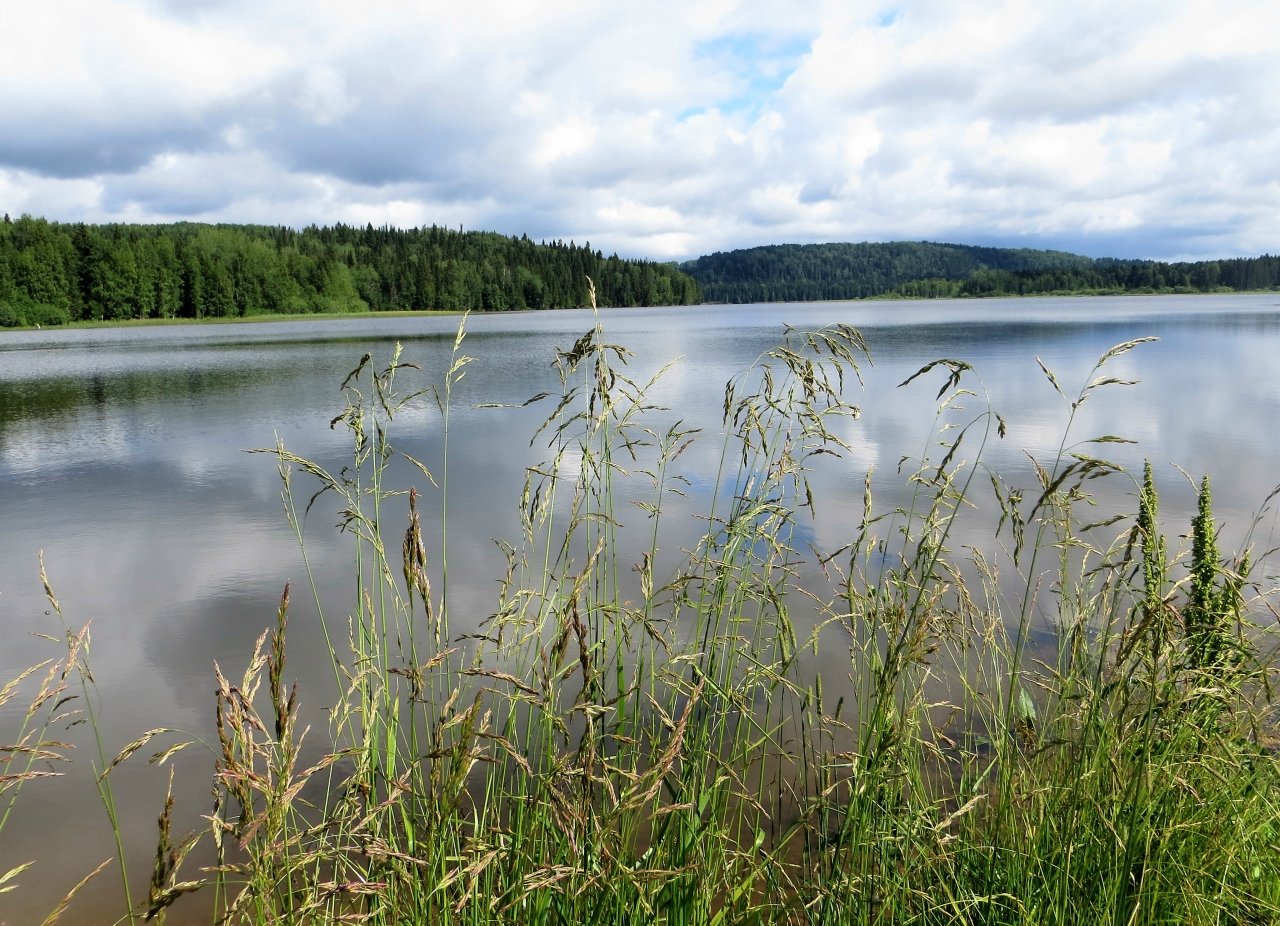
(9, 290), (1280, 332)
(7, 308), (465, 332)
(10, 292), (1280, 330)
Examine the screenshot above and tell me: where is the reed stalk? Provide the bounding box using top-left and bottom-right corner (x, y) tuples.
(7, 310), (1278, 925)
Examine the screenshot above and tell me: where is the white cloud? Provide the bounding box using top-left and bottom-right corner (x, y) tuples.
(1, 0), (1277, 261)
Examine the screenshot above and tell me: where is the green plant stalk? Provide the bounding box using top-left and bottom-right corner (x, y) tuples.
(50, 321), (1280, 926)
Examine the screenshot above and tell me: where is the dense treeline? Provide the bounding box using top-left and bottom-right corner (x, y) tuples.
(681, 240), (1280, 303)
(680, 241), (1094, 302)
(0, 215), (700, 326)
(893, 256), (1280, 298)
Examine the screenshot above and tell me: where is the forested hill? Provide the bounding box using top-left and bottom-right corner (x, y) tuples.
(680, 241), (1280, 303)
(0, 216), (700, 326)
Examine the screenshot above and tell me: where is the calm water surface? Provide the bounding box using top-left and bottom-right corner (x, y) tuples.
(2, 294), (1279, 921)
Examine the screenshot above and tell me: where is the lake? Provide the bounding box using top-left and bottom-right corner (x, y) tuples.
(2, 293), (1279, 922)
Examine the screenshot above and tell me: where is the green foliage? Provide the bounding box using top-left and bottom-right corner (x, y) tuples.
(1131, 460), (1171, 667)
(0, 296), (72, 327)
(1184, 475), (1251, 673)
(7, 323), (1280, 926)
(681, 240), (1280, 303)
(0, 217), (701, 326)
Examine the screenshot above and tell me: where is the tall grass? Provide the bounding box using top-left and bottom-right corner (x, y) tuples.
(10, 300), (1280, 925)
(1, 559), (122, 923)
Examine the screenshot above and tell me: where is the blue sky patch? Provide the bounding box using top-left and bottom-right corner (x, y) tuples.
(689, 31), (815, 118)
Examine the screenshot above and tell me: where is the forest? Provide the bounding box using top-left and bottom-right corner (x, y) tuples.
(681, 240), (1280, 303)
(0, 215), (701, 326)
(6, 217), (1278, 327)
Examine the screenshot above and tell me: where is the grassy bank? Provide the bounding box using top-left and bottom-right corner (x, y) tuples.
(4, 308), (464, 332)
(5, 301), (1278, 925)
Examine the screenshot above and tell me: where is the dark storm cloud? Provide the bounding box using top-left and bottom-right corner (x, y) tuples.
(0, 120), (223, 179)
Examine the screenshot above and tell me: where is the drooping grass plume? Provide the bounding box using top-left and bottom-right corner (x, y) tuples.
(7, 308), (1279, 926)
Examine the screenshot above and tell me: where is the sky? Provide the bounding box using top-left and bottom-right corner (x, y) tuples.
(1, 0), (1277, 262)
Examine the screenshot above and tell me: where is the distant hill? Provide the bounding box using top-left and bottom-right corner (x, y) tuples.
(0, 216), (701, 326)
(680, 241), (1280, 303)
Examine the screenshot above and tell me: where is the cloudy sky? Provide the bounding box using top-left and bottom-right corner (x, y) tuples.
(1, 0), (1276, 261)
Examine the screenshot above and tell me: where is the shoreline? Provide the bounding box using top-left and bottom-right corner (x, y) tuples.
(33, 308), (465, 332)
(4, 288), (1278, 331)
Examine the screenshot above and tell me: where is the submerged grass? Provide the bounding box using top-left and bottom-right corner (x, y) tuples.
(8, 288), (1280, 924)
